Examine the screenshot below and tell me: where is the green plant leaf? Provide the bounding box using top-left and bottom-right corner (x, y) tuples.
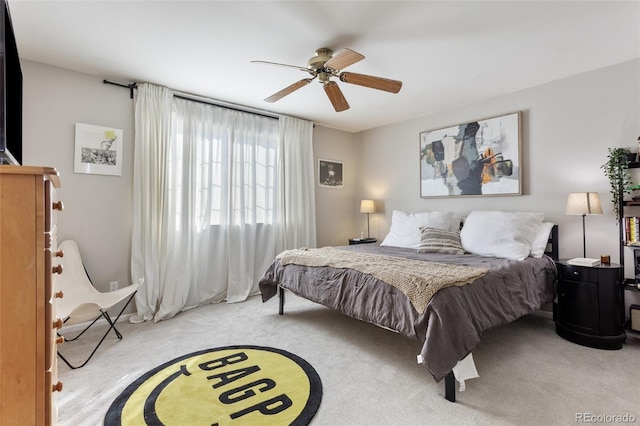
(601, 147), (632, 222)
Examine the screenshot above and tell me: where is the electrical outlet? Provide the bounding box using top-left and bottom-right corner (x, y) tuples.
(110, 281), (118, 292)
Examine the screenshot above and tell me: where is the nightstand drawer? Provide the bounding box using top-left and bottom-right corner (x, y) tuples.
(557, 264), (599, 283)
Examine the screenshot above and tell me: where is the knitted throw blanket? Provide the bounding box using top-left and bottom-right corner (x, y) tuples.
(277, 247), (488, 314)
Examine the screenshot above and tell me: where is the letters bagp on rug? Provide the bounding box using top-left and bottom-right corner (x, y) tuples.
(104, 345), (322, 426)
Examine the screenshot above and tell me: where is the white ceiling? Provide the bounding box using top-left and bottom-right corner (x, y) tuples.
(8, 1), (640, 133)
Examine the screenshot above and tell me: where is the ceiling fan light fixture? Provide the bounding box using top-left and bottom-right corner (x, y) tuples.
(318, 71), (330, 83)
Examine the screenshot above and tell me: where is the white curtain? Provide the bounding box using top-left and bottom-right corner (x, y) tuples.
(276, 116), (316, 252)
(130, 83), (173, 323)
(131, 83), (316, 322)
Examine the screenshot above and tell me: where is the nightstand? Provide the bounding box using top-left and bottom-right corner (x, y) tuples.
(348, 237), (377, 245)
(554, 260), (625, 350)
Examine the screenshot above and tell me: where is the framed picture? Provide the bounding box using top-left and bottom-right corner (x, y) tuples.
(419, 111), (521, 198)
(318, 159), (343, 188)
(74, 122), (123, 176)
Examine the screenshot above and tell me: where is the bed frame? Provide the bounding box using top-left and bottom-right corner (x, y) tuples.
(277, 225), (559, 403)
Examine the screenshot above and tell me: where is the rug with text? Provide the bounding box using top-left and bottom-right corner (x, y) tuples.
(104, 345), (322, 426)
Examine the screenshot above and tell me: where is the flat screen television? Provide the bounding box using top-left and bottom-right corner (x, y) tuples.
(0, 0), (22, 165)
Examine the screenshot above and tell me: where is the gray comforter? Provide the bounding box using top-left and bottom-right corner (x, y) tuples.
(259, 244), (557, 382)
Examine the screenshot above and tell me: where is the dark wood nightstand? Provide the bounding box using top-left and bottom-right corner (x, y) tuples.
(348, 237), (377, 245)
(554, 260), (625, 350)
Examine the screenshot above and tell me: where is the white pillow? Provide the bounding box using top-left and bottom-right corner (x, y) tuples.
(449, 214), (462, 231)
(381, 210), (454, 249)
(460, 210), (544, 260)
(530, 222), (555, 258)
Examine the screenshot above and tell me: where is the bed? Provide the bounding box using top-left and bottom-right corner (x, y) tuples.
(259, 210), (559, 402)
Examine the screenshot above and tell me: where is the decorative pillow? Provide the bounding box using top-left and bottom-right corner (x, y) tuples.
(418, 227), (464, 254)
(381, 210), (454, 249)
(530, 222), (555, 258)
(460, 210), (544, 260)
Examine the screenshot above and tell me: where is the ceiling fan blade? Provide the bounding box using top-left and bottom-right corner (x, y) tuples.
(264, 79), (312, 103)
(251, 60), (308, 72)
(340, 72), (402, 93)
(324, 81), (350, 112)
(325, 48), (365, 70)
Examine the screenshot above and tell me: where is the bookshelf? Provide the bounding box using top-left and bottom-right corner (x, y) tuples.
(620, 163), (640, 261)
(619, 161), (640, 335)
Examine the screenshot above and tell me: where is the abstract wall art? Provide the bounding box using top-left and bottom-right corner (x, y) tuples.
(419, 112), (521, 197)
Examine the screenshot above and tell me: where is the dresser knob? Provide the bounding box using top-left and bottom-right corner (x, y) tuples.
(53, 319), (63, 330)
(52, 201), (64, 211)
(52, 381), (63, 393)
(56, 336), (65, 345)
(55, 291), (64, 299)
(52, 264), (63, 274)
(55, 250), (64, 258)
(573, 271), (579, 276)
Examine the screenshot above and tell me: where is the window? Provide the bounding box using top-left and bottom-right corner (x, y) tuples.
(168, 100), (279, 231)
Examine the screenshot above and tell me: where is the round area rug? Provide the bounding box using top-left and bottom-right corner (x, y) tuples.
(104, 345), (322, 426)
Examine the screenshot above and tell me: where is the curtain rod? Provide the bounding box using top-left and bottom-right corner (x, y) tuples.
(103, 79), (137, 99)
(102, 79), (281, 120)
(173, 92), (279, 121)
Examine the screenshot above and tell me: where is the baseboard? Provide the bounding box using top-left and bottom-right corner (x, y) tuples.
(60, 313), (134, 334)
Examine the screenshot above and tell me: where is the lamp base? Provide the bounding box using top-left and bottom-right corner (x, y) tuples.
(366, 213), (371, 239)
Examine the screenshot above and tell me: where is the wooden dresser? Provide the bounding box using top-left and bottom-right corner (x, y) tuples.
(0, 166), (63, 425)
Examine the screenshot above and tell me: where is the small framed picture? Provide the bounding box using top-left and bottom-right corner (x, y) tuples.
(74, 122), (123, 176)
(318, 159), (343, 188)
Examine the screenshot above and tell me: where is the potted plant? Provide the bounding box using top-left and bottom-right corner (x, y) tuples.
(601, 147), (633, 221)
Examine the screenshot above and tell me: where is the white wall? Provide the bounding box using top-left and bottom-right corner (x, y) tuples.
(20, 60), (359, 290)
(312, 125), (360, 247)
(357, 59), (640, 274)
(21, 59), (640, 312)
(22, 60), (135, 293)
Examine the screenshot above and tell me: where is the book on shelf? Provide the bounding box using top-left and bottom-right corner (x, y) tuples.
(566, 257), (601, 267)
(624, 216), (640, 244)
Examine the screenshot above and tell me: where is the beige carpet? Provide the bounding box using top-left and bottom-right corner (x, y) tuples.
(56, 293), (640, 426)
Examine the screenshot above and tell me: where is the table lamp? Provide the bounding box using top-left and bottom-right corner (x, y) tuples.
(565, 192), (603, 260)
(360, 199), (375, 238)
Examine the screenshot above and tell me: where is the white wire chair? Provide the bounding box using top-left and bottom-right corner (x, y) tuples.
(55, 240), (142, 369)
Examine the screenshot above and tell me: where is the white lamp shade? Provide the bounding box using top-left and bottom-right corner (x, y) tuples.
(565, 192), (603, 215)
(360, 199), (375, 214)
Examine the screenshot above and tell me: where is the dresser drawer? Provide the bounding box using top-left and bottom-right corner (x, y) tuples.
(45, 181), (62, 233)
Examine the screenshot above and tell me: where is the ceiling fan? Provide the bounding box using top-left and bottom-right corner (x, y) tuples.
(251, 48), (402, 112)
